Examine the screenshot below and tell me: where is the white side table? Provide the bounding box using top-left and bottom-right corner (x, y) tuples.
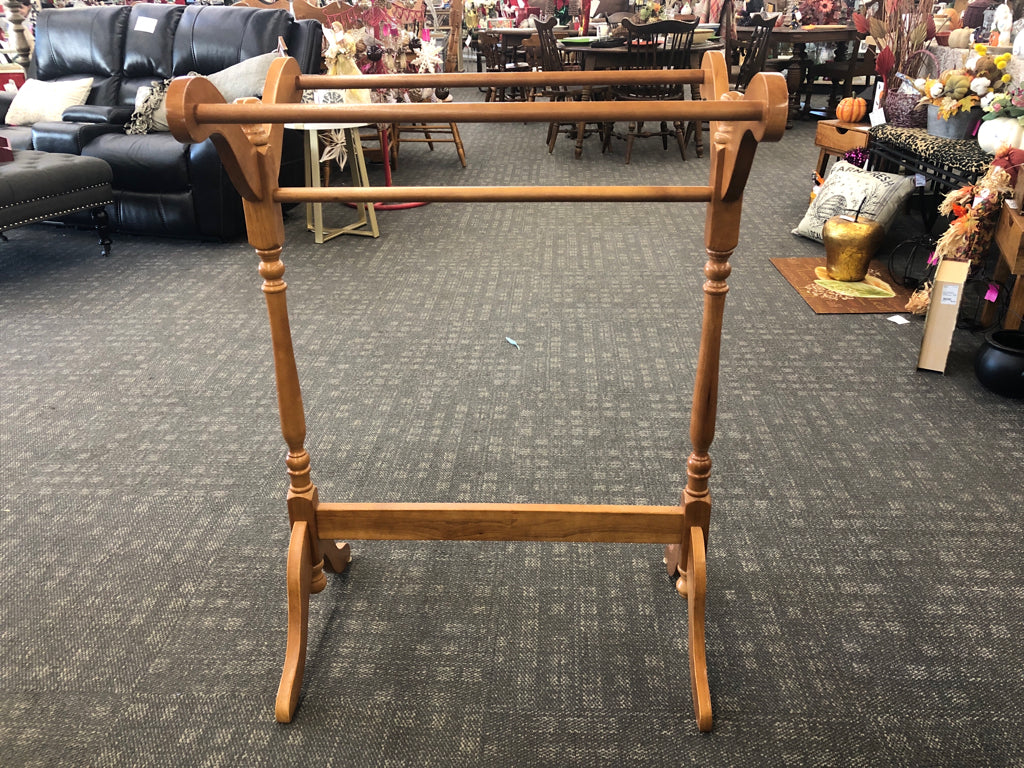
(286, 122), (379, 242)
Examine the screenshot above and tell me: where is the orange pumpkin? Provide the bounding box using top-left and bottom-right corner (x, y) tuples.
(837, 96), (868, 123)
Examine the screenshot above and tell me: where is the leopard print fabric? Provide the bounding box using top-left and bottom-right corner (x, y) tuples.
(869, 125), (992, 182)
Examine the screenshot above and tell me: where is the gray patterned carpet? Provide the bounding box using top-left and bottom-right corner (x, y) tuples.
(2, 92), (1022, 767)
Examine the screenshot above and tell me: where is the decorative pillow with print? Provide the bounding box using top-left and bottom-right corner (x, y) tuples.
(792, 161), (915, 243)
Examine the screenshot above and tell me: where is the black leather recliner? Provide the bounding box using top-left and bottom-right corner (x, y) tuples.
(0, 4), (322, 240)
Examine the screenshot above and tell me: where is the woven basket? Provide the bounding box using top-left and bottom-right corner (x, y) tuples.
(883, 49), (939, 129)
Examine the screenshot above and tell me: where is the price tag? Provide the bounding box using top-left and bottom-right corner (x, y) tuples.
(940, 284), (960, 305)
(914, 173), (926, 187)
(985, 283), (1000, 302)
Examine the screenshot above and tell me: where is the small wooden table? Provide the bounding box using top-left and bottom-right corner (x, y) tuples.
(813, 118), (869, 177)
(287, 122), (379, 242)
(737, 24), (861, 123)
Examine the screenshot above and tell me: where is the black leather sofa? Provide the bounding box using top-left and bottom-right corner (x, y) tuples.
(0, 4), (322, 240)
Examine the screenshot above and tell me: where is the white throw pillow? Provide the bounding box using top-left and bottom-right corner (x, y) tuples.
(792, 160), (915, 243)
(5, 77), (94, 126)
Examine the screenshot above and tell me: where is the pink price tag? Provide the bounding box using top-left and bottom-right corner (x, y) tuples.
(985, 283), (999, 302)
(422, 28), (430, 41)
(927, 251), (939, 266)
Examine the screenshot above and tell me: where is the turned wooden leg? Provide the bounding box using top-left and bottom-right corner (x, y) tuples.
(676, 525), (712, 732)
(276, 520), (312, 723)
(91, 206), (112, 257)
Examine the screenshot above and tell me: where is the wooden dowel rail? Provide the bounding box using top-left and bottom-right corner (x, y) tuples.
(300, 69), (705, 89)
(191, 99), (767, 127)
(274, 184), (714, 204)
(316, 502), (686, 543)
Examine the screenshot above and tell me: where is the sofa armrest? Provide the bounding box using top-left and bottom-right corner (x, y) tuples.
(62, 105), (135, 126)
(31, 120), (125, 155)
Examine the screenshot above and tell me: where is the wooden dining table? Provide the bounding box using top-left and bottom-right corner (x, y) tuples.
(735, 23), (862, 122)
(559, 39), (725, 158)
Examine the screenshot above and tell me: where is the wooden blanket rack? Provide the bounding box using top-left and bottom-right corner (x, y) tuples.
(166, 54), (787, 732)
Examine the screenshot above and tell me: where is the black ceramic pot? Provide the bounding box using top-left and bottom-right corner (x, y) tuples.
(974, 330), (1024, 399)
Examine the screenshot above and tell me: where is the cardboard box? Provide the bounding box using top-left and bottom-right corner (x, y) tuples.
(918, 258), (971, 373)
(994, 202), (1024, 273)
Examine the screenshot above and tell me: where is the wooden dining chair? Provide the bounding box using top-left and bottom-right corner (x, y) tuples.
(602, 17), (699, 165)
(734, 13), (779, 92)
(532, 16), (609, 154)
(477, 32), (533, 102)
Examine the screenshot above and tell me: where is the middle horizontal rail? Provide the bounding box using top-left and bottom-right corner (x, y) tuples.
(192, 99), (763, 125)
(275, 185), (714, 204)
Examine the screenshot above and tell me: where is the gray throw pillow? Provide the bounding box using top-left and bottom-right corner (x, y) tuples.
(124, 52), (279, 135)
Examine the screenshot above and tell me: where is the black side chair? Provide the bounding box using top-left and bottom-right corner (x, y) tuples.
(735, 13), (779, 91)
(602, 17), (699, 165)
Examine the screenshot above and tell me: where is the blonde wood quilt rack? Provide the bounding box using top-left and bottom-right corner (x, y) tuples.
(165, 53), (787, 732)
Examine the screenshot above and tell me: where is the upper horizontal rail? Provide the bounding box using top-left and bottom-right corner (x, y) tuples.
(191, 98), (764, 125)
(299, 69), (705, 89)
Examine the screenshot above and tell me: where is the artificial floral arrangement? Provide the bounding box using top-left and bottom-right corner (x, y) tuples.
(905, 147), (1024, 313)
(637, 1), (663, 22)
(981, 82), (1024, 124)
(796, 0), (845, 27)
(912, 44), (1012, 119)
(852, 0), (935, 94)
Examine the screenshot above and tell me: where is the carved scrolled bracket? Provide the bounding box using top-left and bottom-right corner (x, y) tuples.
(701, 51), (788, 204)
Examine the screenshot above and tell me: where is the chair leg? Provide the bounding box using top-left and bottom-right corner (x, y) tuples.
(674, 121), (687, 161)
(547, 121), (559, 153)
(661, 121), (670, 151)
(625, 122), (636, 165)
(450, 122), (467, 168)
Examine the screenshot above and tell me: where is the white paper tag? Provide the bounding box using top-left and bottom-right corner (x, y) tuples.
(888, 315), (911, 325)
(914, 173), (926, 187)
(135, 16), (158, 33)
(940, 284), (960, 305)
(869, 107), (886, 127)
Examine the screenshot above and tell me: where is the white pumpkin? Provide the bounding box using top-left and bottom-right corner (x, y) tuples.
(977, 116), (1024, 154)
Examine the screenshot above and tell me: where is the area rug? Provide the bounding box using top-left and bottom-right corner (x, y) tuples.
(770, 257), (914, 314)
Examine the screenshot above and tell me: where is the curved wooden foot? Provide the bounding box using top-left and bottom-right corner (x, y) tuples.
(275, 521), (311, 723)
(686, 525), (712, 732)
(664, 543), (680, 576)
(677, 526), (711, 731)
(320, 540), (351, 573)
